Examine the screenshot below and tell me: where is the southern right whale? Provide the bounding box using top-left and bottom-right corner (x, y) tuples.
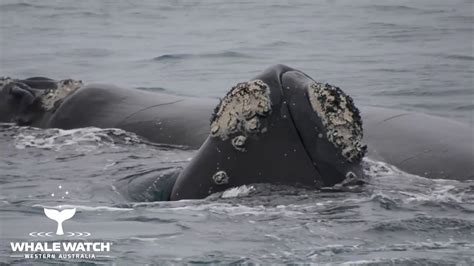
(1, 65), (472, 201)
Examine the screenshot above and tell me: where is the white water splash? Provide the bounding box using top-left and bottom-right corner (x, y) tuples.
(221, 185), (256, 198)
(14, 126), (141, 151)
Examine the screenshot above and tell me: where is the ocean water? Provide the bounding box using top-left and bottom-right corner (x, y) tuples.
(0, 0), (473, 264)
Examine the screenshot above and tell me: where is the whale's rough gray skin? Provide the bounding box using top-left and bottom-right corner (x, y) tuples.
(170, 65), (366, 200)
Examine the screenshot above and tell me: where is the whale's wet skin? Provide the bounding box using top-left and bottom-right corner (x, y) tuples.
(1, 0), (474, 265)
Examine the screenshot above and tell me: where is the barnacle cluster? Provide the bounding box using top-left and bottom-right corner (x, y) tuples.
(307, 82), (367, 162)
(210, 80), (272, 151)
(40, 79), (83, 110)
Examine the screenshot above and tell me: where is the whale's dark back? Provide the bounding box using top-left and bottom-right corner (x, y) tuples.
(47, 84), (217, 149)
(361, 106), (474, 181)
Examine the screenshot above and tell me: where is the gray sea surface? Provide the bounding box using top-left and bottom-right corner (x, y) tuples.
(0, 0), (473, 265)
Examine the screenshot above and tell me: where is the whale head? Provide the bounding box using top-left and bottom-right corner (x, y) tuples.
(171, 65), (367, 200)
(0, 77), (82, 126)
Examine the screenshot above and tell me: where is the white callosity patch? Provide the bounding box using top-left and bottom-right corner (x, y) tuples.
(307, 83), (366, 162)
(0, 77), (13, 88)
(231, 135), (247, 152)
(210, 80), (272, 147)
(212, 171), (229, 185)
(41, 79), (83, 110)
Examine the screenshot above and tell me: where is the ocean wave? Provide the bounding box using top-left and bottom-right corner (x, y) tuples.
(369, 216), (474, 232)
(152, 51), (253, 62)
(370, 5), (420, 12)
(373, 87), (473, 97)
(368, 4), (445, 14)
(12, 126), (142, 151)
(57, 48), (114, 58)
(372, 68), (411, 73)
(345, 258), (465, 265)
(362, 158), (474, 211)
(443, 54), (474, 61)
(130, 200), (307, 217)
(221, 185), (256, 199)
(362, 158), (410, 177)
(33, 203), (134, 212)
(454, 104), (474, 111)
(366, 22), (400, 28)
(134, 86), (168, 93)
(0, 2), (46, 10)
(43, 10), (105, 19)
(0, 2), (71, 11)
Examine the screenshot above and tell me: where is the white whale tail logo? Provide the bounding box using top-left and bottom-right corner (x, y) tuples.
(44, 208), (76, 235)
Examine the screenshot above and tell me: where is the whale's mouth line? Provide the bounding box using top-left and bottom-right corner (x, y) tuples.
(289, 91), (325, 184)
(277, 70), (324, 186)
